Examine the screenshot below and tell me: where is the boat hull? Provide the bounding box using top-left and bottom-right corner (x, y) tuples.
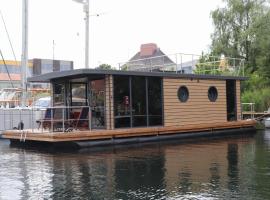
(265, 118), (270, 128)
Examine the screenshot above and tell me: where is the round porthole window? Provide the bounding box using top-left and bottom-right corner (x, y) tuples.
(208, 86), (218, 102)
(178, 86), (189, 102)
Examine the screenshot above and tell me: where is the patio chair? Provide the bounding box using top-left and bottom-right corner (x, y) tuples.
(67, 107), (89, 131)
(37, 108), (64, 131)
(36, 108), (52, 129)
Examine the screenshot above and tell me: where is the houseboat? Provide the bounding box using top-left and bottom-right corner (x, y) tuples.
(2, 54), (256, 148)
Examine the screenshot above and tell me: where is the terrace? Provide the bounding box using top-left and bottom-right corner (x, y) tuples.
(117, 53), (245, 77)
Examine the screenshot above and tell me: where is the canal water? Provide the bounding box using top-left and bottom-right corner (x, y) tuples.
(0, 130), (269, 200)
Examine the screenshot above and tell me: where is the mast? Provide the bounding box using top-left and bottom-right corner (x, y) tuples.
(21, 0), (28, 106)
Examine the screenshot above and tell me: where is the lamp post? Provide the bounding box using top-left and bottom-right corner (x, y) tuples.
(73, 0), (89, 69)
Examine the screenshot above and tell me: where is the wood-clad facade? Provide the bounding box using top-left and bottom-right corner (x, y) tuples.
(163, 78), (227, 127)
(105, 75), (114, 130)
(26, 70), (246, 131)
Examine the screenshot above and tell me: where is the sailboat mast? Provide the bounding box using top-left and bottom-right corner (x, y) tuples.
(21, 0), (28, 106)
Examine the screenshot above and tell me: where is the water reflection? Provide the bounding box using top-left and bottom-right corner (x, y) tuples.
(1, 131), (270, 199)
(227, 143), (239, 196)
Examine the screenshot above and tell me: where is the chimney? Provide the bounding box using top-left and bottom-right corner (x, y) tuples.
(140, 43), (158, 57)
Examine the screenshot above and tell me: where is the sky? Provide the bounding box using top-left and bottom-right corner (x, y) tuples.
(0, 0), (222, 69)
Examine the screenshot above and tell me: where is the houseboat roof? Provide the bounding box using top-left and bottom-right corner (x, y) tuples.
(27, 69), (248, 82)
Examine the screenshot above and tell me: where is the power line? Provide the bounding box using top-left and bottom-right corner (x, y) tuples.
(0, 10), (18, 63)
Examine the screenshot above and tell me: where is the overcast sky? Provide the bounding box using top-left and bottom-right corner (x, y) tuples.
(0, 0), (222, 69)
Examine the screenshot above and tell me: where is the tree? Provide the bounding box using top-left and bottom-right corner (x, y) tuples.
(251, 10), (270, 78)
(210, 0), (270, 110)
(210, 0), (267, 72)
(96, 64), (113, 70)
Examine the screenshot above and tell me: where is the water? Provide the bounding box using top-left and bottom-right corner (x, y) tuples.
(0, 130), (270, 200)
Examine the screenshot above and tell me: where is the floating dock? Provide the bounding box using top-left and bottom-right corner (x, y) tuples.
(2, 120), (256, 148)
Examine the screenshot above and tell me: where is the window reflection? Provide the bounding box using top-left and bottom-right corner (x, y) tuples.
(114, 76), (131, 128)
(53, 83), (65, 106)
(132, 77), (147, 127)
(71, 83), (87, 106)
(148, 77), (162, 126)
(90, 79), (105, 128)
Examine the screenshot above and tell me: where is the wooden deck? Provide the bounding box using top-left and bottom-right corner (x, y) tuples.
(2, 120), (256, 143)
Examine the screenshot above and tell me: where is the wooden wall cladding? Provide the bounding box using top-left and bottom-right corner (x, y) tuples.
(163, 78), (227, 126)
(105, 75), (114, 130)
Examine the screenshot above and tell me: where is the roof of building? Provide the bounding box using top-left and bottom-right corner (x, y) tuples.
(27, 68), (247, 82)
(126, 43), (175, 70)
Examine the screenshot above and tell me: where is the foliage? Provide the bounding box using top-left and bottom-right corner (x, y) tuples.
(120, 64), (128, 71)
(210, 0), (267, 72)
(209, 0), (270, 110)
(96, 64), (113, 70)
(242, 72), (268, 90)
(242, 87), (270, 111)
(194, 53), (221, 75)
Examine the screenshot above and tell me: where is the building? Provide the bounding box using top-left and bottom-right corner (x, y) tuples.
(0, 58), (73, 89)
(124, 43), (176, 71)
(0, 60), (23, 89)
(177, 60), (199, 74)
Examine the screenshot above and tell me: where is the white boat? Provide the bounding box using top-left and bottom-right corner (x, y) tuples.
(264, 117), (270, 128)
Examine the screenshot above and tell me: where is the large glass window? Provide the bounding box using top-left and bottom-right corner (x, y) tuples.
(53, 83), (65, 106)
(114, 76), (163, 128)
(90, 79), (105, 128)
(114, 76), (131, 128)
(148, 77), (162, 126)
(132, 77), (147, 127)
(71, 83), (87, 106)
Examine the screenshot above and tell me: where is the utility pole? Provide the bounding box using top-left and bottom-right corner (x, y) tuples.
(21, 0), (28, 107)
(73, 0), (89, 69)
(84, 1), (89, 69)
(53, 40), (55, 60)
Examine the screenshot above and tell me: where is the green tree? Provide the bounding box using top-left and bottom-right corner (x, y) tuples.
(251, 10), (270, 78)
(96, 64), (112, 70)
(210, 0), (267, 72)
(210, 0), (270, 110)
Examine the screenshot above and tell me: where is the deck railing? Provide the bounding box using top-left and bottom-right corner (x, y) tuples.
(0, 106), (101, 133)
(242, 103), (255, 119)
(117, 53), (245, 76)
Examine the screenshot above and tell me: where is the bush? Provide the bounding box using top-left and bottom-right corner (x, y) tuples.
(242, 88), (270, 112)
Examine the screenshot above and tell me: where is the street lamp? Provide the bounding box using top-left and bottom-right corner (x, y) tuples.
(73, 0), (89, 69)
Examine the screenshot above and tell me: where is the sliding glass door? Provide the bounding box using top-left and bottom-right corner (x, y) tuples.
(113, 75), (163, 128)
(114, 76), (131, 128)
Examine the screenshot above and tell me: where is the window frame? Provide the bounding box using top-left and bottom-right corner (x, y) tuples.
(177, 86), (189, 103)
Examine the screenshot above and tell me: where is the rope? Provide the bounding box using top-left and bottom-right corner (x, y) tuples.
(0, 49), (14, 88)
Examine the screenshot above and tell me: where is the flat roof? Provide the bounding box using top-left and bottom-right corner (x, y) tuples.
(28, 69), (248, 82)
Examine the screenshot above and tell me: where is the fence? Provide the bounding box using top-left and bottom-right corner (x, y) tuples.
(117, 53), (245, 76)
(0, 106), (93, 133)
